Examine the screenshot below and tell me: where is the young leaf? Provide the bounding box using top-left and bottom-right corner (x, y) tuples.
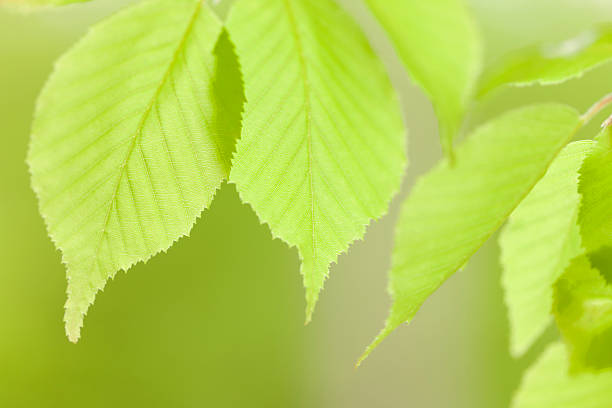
(28, 0), (243, 342)
(360, 104), (582, 363)
(578, 129), (612, 253)
(500, 141), (594, 357)
(555, 256), (612, 372)
(365, 0), (482, 157)
(227, 0), (406, 321)
(513, 342), (612, 408)
(479, 25), (612, 97)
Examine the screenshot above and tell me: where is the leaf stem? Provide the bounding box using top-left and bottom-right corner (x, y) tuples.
(581, 92), (612, 127)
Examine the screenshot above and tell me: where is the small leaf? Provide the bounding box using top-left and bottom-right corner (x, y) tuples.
(227, 0), (406, 321)
(513, 342), (612, 408)
(500, 141), (594, 357)
(578, 129), (612, 253)
(555, 256), (612, 372)
(360, 104), (582, 364)
(28, 0), (242, 342)
(479, 25), (612, 97)
(365, 0), (482, 157)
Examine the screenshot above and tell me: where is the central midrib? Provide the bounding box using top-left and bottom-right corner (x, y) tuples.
(90, 1), (204, 276)
(282, 0), (318, 277)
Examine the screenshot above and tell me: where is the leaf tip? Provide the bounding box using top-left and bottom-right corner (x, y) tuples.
(355, 322), (396, 368)
(304, 292), (317, 326)
(64, 313), (83, 344)
(64, 294), (88, 344)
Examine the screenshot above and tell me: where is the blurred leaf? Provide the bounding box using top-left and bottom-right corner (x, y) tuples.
(479, 25), (612, 97)
(227, 0), (406, 321)
(513, 342), (612, 408)
(578, 129), (612, 252)
(360, 104), (582, 363)
(500, 141), (594, 357)
(365, 0), (482, 157)
(590, 246), (612, 283)
(555, 256), (612, 372)
(28, 0), (242, 342)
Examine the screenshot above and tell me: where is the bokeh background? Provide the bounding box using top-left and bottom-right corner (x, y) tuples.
(1, 0), (612, 407)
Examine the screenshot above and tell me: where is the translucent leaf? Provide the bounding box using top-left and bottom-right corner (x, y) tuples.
(500, 141), (594, 357)
(360, 104), (582, 363)
(579, 129), (612, 253)
(365, 0), (482, 157)
(479, 25), (612, 97)
(513, 342), (612, 408)
(227, 0), (406, 321)
(555, 256), (612, 372)
(28, 0), (243, 342)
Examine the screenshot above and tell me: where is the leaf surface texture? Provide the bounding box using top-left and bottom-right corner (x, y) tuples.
(361, 104), (582, 362)
(500, 141), (594, 356)
(227, 0), (406, 320)
(28, 0), (242, 341)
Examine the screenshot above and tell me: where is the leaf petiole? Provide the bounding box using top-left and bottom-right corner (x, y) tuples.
(581, 91), (612, 126)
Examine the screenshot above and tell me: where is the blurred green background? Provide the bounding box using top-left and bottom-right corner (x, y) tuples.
(1, 0), (612, 407)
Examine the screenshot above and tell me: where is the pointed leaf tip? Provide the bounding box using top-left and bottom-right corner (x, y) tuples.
(29, 0), (241, 340)
(356, 322), (397, 368)
(366, 104), (582, 360)
(366, 0), (482, 158)
(228, 0), (406, 324)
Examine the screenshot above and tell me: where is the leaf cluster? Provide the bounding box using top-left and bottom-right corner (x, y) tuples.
(9, 0), (612, 405)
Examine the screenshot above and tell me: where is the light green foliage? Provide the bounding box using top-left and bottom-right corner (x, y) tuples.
(18, 0), (612, 391)
(227, 0), (406, 321)
(513, 342), (612, 408)
(360, 105), (582, 363)
(365, 0), (482, 157)
(28, 0), (242, 342)
(479, 25), (612, 97)
(500, 141), (594, 357)
(579, 130), (612, 252)
(555, 256), (612, 372)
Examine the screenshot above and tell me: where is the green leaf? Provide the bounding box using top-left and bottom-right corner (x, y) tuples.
(578, 129), (612, 253)
(28, 0), (242, 342)
(555, 256), (612, 372)
(365, 0), (482, 157)
(360, 104), (582, 364)
(500, 141), (594, 357)
(227, 0), (406, 321)
(513, 342), (612, 408)
(479, 25), (612, 97)
(590, 246), (612, 283)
